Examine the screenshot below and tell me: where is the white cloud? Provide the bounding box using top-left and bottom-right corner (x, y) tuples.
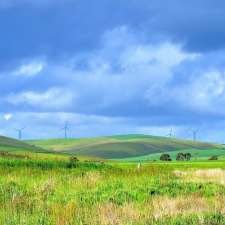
(176, 70), (225, 112)
(12, 61), (45, 77)
(3, 113), (13, 121)
(0, 26), (205, 116)
(119, 42), (198, 69)
(54, 27), (199, 110)
(6, 88), (75, 110)
(1, 26), (199, 114)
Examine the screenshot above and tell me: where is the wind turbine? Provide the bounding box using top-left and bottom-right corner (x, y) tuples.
(188, 128), (199, 141)
(15, 127), (26, 140)
(61, 122), (69, 139)
(166, 128), (174, 137)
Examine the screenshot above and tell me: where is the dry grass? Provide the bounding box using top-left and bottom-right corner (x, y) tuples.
(174, 169), (225, 185)
(75, 195), (225, 225)
(84, 171), (102, 187)
(152, 195), (210, 218)
(97, 203), (141, 225)
(50, 202), (77, 225)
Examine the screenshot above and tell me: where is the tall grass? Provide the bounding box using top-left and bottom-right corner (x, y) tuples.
(0, 155), (224, 224)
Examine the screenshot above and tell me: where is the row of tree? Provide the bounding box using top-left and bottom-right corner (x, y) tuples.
(160, 153), (219, 161)
(160, 152), (192, 161)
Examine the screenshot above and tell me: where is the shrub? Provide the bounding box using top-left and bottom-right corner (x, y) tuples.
(69, 156), (79, 162)
(67, 156), (79, 168)
(208, 155), (218, 160)
(160, 153), (172, 161)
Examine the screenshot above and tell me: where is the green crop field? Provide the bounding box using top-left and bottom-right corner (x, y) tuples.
(0, 135), (224, 224)
(28, 134), (225, 160)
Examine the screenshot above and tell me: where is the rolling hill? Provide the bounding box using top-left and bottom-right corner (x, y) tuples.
(27, 134), (225, 160)
(0, 135), (49, 153)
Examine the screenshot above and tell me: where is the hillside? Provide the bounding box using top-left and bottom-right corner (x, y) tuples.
(27, 134), (225, 160)
(0, 136), (49, 153)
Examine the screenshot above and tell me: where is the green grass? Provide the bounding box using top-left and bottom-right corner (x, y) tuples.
(0, 152), (224, 225)
(28, 134), (225, 160)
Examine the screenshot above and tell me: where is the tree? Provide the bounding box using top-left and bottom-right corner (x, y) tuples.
(185, 153), (192, 161)
(176, 153), (186, 161)
(160, 153), (172, 161)
(176, 152), (191, 161)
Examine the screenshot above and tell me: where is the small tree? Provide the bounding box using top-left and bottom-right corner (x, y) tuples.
(160, 153), (172, 161)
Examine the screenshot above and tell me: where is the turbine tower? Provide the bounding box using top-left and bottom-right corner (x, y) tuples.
(192, 129), (198, 141)
(188, 128), (199, 141)
(15, 127), (25, 140)
(168, 128), (173, 137)
(62, 122), (69, 139)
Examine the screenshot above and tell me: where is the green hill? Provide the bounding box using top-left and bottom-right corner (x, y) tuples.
(0, 136), (49, 153)
(27, 134), (225, 160)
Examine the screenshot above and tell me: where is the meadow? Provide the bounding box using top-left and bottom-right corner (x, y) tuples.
(0, 152), (224, 225)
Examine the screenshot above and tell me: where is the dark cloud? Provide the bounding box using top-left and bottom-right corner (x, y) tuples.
(1, 0), (225, 67)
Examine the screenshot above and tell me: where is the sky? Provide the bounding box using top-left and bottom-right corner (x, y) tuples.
(1, 0), (225, 142)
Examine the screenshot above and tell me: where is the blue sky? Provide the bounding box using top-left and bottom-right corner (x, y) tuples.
(1, 0), (225, 142)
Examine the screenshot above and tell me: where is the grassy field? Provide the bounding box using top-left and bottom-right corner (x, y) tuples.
(0, 135), (224, 224)
(28, 134), (225, 160)
(0, 152), (224, 225)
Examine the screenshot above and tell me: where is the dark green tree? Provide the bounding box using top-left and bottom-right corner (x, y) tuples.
(176, 152), (191, 161)
(160, 153), (172, 161)
(176, 153), (185, 161)
(185, 153), (192, 161)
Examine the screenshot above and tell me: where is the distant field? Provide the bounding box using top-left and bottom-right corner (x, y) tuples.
(28, 134), (225, 160)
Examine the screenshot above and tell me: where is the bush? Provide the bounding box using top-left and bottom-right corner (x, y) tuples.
(69, 156), (79, 162)
(208, 155), (218, 161)
(67, 156), (79, 168)
(160, 153), (172, 161)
